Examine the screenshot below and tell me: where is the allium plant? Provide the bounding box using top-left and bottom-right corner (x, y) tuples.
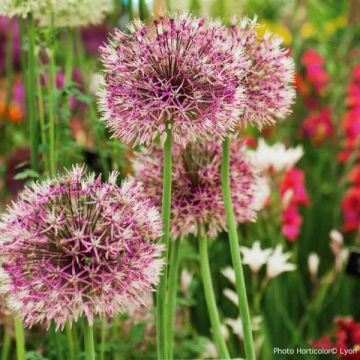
(0, 165), (163, 330)
(98, 14), (246, 147)
(228, 17), (295, 129)
(132, 139), (265, 358)
(0, 0), (113, 27)
(132, 139), (265, 239)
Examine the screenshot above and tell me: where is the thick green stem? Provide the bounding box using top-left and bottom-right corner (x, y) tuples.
(166, 237), (181, 358)
(100, 318), (107, 360)
(1, 327), (11, 360)
(27, 15), (39, 172)
(199, 226), (230, 359)
(14, 317), (25, 360)
(65, 323), (76, 360)
(84, 322), (96, 360)
(221, 137), (255, 360)
(156, 127), (172, 360)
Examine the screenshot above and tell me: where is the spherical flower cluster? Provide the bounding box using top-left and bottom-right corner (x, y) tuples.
(132, 139), (265, 239)
(98, 14), (246, 147)
(35, 0), (113, 28)
(228, 17), (295, 128)
(0, 0), (44, 18)
(0, 0), (113, 27)
(0, 165), (163, 329)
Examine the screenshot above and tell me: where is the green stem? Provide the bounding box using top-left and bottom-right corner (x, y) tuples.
(156, 127), (172, 360)
(47, 47), (57, 176)
(199, 226), (230, 359)
(50, 323), (64, 360)
(65, 323), (76, 360)
(1, 327), (11, 360)
(100, 318), (107, 360)
(221, 137), (255, 360)
(64, 30), (74, 118)
(111, 317), (121, 360)
(84, 322), (96, 360)
(27, 14), (39, 172)
(14, 317), (25, 360)
(37, 62), (49, 173)
(166, 237), (181, 359)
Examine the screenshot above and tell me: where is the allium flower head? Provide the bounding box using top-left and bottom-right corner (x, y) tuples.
(0, 165), (163, 329)
(98, 14), (247, 147)
(228, 17), (295, 128)
(0, 0), (112, 27)
(0, 0), (44, 18)
(35, 0), (113, 28)
(132, 139), (265, 239)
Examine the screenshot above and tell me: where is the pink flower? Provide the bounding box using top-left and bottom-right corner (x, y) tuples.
(228, 17), (295, 128)
(132, 139), (265, 239)
(98, 15), (246, 147)
(280, 167), (309, 241)
(280, 167), (309, 206)
(0, 165), (164, 329)
(281, 205), (302, 242)
(301, 49), (329, 93)
(341, 186), (360, 233)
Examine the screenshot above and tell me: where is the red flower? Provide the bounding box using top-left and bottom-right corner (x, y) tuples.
(341, 187), (360, 232)
(301, 107), (334, 145)
(349, 165), (360, 186)
(311, 317), (360, 359)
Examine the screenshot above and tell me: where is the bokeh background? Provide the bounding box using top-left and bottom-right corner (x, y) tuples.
(0, 0), (360, 359)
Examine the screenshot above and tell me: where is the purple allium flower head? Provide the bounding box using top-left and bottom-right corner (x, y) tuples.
(132, 139), (266, 239)
(98, 14), (247, 147)
(228, 17), (296, 128)
(0, 165), (163, 329)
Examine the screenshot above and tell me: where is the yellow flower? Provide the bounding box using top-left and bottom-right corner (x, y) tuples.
(300, 23), (316, 39)
(257, 21), (292, 46)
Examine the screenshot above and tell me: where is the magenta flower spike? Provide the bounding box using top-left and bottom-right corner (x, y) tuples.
(0, 165), (164, 330)
(228, 17), (296, 129)
(132, 139), (266, 240)
(98, 14), (247, 147)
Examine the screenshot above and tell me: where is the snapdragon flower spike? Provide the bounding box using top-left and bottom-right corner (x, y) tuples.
(98, 14), (247, 147)
(228, 17), (296, 128)
(0, 165), (163, 329)
(132, 139), (265, 239)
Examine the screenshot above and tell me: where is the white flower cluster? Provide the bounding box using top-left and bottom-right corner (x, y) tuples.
(249, 139), (304, 173)
(0, 0), (113, 27)
(0, 0), (46, 18)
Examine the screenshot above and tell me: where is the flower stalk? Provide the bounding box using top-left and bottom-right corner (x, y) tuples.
(14, 317), (25, 360)
(27, 14), (39, 172)
(166, 237), (181, 358)
(157, 126), (173, 360)
(84, 321), (96, 360)
(199, 225), (230, 359)
(221, 137), (255, 360)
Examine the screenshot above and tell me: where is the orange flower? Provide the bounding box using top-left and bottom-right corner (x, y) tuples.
(8, 103), (23, 123)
